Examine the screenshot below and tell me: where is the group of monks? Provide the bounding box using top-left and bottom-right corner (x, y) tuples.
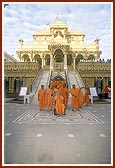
(38, 80), (90, 115)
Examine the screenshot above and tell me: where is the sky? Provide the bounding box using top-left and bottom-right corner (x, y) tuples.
(3, 2), (112, 61)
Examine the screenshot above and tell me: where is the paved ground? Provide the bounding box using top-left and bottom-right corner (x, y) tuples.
(3, 100), (112, 166)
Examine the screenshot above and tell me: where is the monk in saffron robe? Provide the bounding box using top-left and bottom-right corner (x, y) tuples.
(38, 85), (45, 111)
(59, 85), (69, 107)
(83, 87), (90, 105)
(69, 84), (80, 111)
(79, 87), (84, 108)
(45, 85), (54, 111)
(55, 92), (65, 115)
(50, 80), (57, 88)
(62, 80), (67, 87)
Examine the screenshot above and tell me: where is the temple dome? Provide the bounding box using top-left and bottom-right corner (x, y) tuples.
(50, 20), (68, 29)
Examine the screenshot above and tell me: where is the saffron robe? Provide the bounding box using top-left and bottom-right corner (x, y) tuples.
(55, 94), (65, 115)
(38, 88), (45, 110)
(69, 87), (80, 110)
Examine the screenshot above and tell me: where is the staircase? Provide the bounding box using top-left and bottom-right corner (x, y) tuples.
(30, 68), (85, 105)
(31, 71), (50, 104)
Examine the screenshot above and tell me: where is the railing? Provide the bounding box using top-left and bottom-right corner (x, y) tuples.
(4, 62), (41, 71)
(74, 69), (85, 90)
(65, 70), (71, 89)
(46, 70), (53, 88)
(30, 69), (42, 93)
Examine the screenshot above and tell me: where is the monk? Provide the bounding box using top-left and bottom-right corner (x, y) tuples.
(59, 85), (69, 107)
(79, 87), (84, 108)
(104, 86), (109, 99)
(38, 85), (45, 111)
(83, 87), (90, 105)
(54, 92), (65, 115)
(45, 85), (54, 111)
(69, 84), (80, 111)
(62, 80), (67, 87)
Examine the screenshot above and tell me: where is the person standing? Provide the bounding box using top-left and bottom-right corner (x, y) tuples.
(79, 87), (84, 108)
(54, 92), (65, 115)
(38, 85), (45, 111)
(45, 85), (54, 111)
(69, 84), (80, 111)
(59, 85), (69, 107)
(83, 86), (90, 105)
(104, 86), (109, 99)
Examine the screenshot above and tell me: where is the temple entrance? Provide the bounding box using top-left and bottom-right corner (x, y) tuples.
(53, 49), (64, 71)
(52, 74), (65, 81)
(53, 49), (64, 62)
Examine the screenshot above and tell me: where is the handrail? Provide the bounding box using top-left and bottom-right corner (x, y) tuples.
(65, 70), (71, 89)
(30, 68), (42, 92)
(46, 70), (52, 88)
(74, 69), (85, 92)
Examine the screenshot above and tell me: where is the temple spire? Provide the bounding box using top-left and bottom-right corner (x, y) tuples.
(55, 13), (60, 20)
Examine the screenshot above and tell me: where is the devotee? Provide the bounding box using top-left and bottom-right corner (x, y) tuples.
(59, 84), (69, 107)
(54, 92), (65, 115)
(45, 85), (54, 111)
(38, 85), (45, 111)
(83, 86), (90, 105)
(104, 86), (109, 99)
(79, 87), (84, 108)
(69, 84), (80, 111)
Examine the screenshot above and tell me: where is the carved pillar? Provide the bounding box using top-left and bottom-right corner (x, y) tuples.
(23, 77), (26, 86)
(73, 57), (76, 71)
(50, 54), (53, 70)
(9, 77), (14, 93)
(43, 58), (45, 67)
(64, 54), (67, 73)
(16, 79), (20, 93)
(42, 58), (44, 68)
(41, 53), (45, 69)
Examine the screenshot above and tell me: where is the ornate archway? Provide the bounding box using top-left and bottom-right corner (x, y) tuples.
(45, 54), (50, 65)
(88, 54), (95, 60)
(75, 54), (84, 65)
(23, 54), (30, 62)
(53, 49), (64, 62)
(33, 54), (42, 64)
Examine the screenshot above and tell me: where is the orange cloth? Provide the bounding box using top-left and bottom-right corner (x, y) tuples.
(55, 94), (65, 115)
(83, 88), (90, 105)
(45, 88), (53, 110)
(51, 80), (57, 88)
(104, 87), (109, 93)
(59, 86), (69, 106)
(62, 80), (67, 87)
(79, 89), (83, 108)
(48, 95), (54, 111)
(70, 87), (80, 110)
(38, 88), (45, 110)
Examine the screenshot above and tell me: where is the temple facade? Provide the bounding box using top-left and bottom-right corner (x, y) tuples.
(16, 19), (101, 71)
(4, 19), (111, 98)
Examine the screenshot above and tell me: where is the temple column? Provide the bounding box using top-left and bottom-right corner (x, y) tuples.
(43, 58), (45, 66)
(64, 54), (67, 73)
(9, 77), (14, 93)
(42, 58), (44, 68)
(50, 54), (53, 70)
(16, 79), (20, 93)
(73, 57), (76, 71)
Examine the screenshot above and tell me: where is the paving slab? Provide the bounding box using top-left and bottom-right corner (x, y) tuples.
(3, 102), (112, 166)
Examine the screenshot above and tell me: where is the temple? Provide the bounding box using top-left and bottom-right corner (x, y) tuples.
(4, 18), (111, 100)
